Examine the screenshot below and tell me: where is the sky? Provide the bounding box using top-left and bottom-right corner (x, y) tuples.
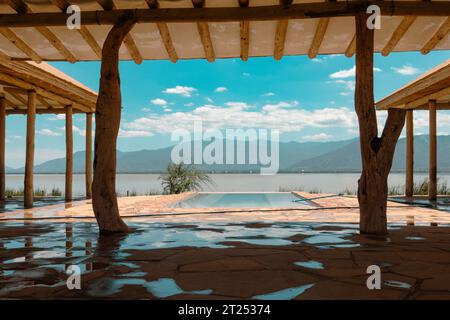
(4, 50), (450, 168)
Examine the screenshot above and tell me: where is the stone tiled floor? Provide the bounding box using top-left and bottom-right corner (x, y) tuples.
(0, 193), (449, 299)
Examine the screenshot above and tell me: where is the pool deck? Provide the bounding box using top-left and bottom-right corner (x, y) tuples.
(1, 192), (449, 226)
(1, 192), (450, 299)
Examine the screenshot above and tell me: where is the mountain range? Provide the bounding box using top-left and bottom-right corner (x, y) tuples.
(6, 135), (450, 174)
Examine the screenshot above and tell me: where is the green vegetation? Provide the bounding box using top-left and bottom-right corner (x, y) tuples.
(159, 163), (212, 194)
(339, 178), (450, 196)
(4, 187), (62, 197)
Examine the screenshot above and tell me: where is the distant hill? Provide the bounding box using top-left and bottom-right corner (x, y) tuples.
(6, 135), (450, 174)
(289, 135), (450, 172)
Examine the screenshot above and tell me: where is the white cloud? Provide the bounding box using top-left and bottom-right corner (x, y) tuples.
(302, 133), (333, 141)
(119, 129), (154, 138)
(205, 97), (214, 103)
(163, 86), (197, 97)
(242, 72), (250, 77)
(125, 101), (357, 135)
(141, 107), (151, 112)
(37, 129), (61, 136)
(184, 102), (194, 107)
(391, 65), (420, 75)
(330, 66), (382, 79)
(47, 114), (65, 121)
(214, 86), (228, 93)
(151, 98), (168, 106)
(262, 92), (275, 97)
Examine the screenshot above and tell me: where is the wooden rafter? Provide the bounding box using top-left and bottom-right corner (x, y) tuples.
(421, 17), (450, 54)
(51, 0), (102, 59)
(239, 0), (250, 61)
(0, 72), (91, 112)
(345, 34), (356, 57)
(308, 17), (329, 58)
(0, 28), (42, 62)
(192, 0), (215, 62)
(1, 2), (450, 28)
(382, 16), (417, 56)
(145, 0), (178, 63)
(96, 0), (143, 64)
(308, 0), (335, 59)
(274, 1), (293, 60)
(5, 0), (76, 63)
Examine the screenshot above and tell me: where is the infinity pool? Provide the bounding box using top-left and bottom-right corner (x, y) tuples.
(173, 192), (315, 208)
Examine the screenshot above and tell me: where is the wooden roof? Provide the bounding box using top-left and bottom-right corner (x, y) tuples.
(376, 59), (450, 110)
(0, 1), (449, 63)
(0, 58), (97, 114)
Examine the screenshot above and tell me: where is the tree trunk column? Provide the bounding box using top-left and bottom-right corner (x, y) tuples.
(85, 112), (92, 199)
(429, 100), (437, 201)
(405, 109), (414, 197)
(0, 94), (6, 201)
(355, 12), (406, 235)
(24, 90), (36, 208)
(92, 16), (136, 233)
(65, 105), (73, 202)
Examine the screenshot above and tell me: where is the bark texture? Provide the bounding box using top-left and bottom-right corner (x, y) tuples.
(92, 16), (136, 233)
(355, 12), (406, 235)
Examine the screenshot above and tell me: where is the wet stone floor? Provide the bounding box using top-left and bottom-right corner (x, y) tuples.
(1, 221), (450, 299)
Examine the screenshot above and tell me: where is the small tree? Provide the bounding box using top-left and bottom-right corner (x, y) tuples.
(159, 163), (212, 194)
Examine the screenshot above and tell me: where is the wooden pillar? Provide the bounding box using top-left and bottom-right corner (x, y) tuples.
(429, 100), (437, 200)
(405, 109), (414, 197)
(65, 105), (73, 202)
(355, 12), (406, 235)
(85, 113), (92, 199)
(0, 93), (6, 201)
(24, 90), (36, 208)
(92, 17), (136, 233)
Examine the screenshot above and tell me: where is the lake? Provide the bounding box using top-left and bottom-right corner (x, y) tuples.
(5, 173), (450, 197)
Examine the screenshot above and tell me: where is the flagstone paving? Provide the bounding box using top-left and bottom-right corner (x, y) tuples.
(0, 193), (449, 299)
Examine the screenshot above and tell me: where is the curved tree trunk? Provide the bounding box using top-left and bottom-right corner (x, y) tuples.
(92, 15), (135, 234)
(355, 12), (406, 235)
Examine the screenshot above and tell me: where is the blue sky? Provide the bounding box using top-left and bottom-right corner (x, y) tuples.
(4, 50), (450, 168)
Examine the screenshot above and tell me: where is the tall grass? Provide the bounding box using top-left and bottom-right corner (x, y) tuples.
(4, 187), (63, 197)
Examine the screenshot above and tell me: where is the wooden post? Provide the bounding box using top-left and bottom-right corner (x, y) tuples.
(405, 109), (414, 197)
(85, 112), (92, 199)
(92, 15), (136, 233)
(65, 105), (73, 202)
(24, 90), (36, 208)
(355, 12), (406, 235)
(0, 93), (6, 201)
(429, 100), (437, 200)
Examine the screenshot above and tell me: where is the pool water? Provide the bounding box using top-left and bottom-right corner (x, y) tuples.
(173, 192), (315, 208)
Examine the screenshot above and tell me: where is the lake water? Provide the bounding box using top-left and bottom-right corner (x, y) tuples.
(5, 173), (450, 197)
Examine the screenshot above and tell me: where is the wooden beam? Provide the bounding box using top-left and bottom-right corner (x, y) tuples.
(2, 2), (450, 28)
(51, 0), (102, 59)
(96, 0), (143, 64)
(274, 1), (293, 61)
(421, 17), (450, 54)
(5, 0), (77, 63)
(0, 28), (42, 63)
(405, 109), (414, 197)
(308, 17), (329, 58)
(145, 0), (178, 63)
(85, 112), (92, 199)
(345, 34), (356, 57)
(0, 94), (5, 201)
(65, 105), (73, 202)
(0, 72), (92, 112)
(382, 16), (417, 56)
(429, 99), (437, 200)
(239, 0), (249, 61)
(192, 1), (215, 62)
(24, 90), (36, 208)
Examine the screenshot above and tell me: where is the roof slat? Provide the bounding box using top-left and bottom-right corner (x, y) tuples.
(0, 28), (42, 63)
(382, 16), (417, 56)
(421, 17), (450, 54)
(192, 0), (215, 62)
